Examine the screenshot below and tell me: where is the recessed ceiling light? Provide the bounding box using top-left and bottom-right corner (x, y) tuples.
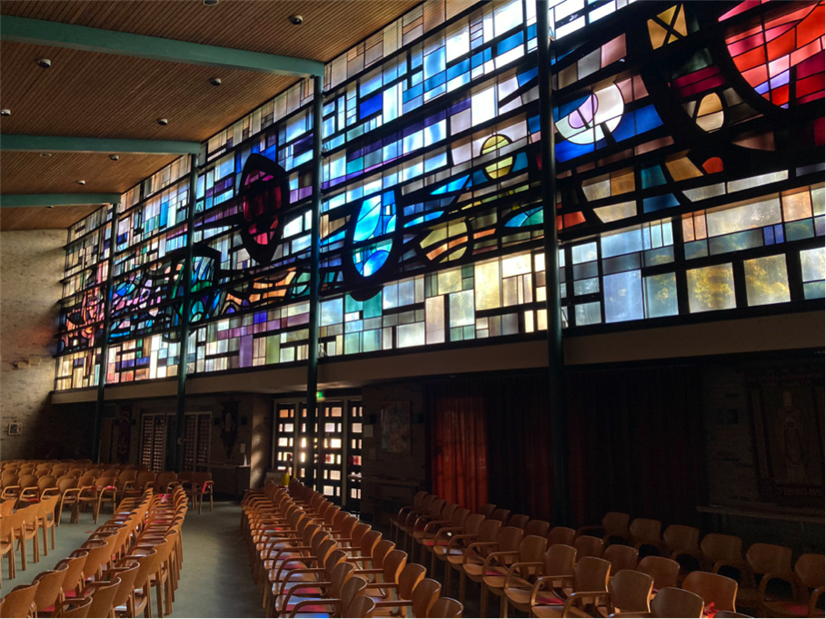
(77, 180), (86, 185)
(157, 118), (169, 126)
(210, 77), (222, 86)
(289, 15), (304, 25)
(203, 0), (218, 5)
(40, 153), (52, 158)
(110, 154), (120, 161)
(36, 58), (52, 69)
(0, 109), (10, 117)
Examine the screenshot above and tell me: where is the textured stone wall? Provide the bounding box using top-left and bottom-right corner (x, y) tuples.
(0, 230), (67, 458)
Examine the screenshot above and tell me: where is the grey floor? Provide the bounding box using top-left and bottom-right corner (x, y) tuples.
(1, 501), (264, 618)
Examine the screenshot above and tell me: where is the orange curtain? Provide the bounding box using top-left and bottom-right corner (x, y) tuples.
(429, 384), (489, 512)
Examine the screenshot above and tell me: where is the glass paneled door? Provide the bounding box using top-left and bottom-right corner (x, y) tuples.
(320, 402), (345, 502)
(346, 401), (363, 512)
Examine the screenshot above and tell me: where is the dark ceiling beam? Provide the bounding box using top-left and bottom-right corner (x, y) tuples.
(1, 134), (201, 155)
(0, 194), (121, 208)
(1, 16), (326, 77)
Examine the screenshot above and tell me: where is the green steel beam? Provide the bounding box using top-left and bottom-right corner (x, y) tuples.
(0, 194), (121, 208)
(1, 16), (325, 77)
(1, 134), (200, 155)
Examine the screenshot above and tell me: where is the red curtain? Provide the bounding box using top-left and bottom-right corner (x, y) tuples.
(428, 382), (489, 512)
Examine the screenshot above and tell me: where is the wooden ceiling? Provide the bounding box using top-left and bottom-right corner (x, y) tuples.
(0, 0), (420, 231)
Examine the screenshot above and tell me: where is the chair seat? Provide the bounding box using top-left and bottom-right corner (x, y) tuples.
(531, 603), (565, 618)
(434, 545), (462, 558)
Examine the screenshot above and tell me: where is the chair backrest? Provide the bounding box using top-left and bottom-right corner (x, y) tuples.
(34, 566), (68, 611)
(700, 534), (742, 566)
(609, 569), (653, 614)
(490, 508), (510, 523)
(525, 519), (551, 538)
(78, 475), (96, 488)
(57, 477), (79, 493)
(348, 594), (377, 618)
(574, 534), (604, 559)
(795, 553), (826, 589)
(478, 519), (503, 546)
(399, 563), (427, 599)
(497, 526), (525, 554)
(18, 474), (38, 488)
(109, 562), (141, 608)
(412, 491), (428, 509)
(2, 581), (40, 617)
(603, 512), (631, 538)
(544, 544), (577, 577)
(663, 524), (700, 554)
(508, 513), (530, 529)
(651, 587), (704, 618)
(603, 544), (639, 573)
(746, 543), (792, 575)
(359, 530), (382, 558)
(101, 469), (120, 478)
(429, 597), (463, 618)
(463, 513), (485, 535)
(452, 507), (470, 527)
(1, 473), (18, 487)
(629, 518), (662, 546)
(478, 503), (496, 519)
(441, 502), (458, 521)
(85, 576), (121, 618)
(683, 571), (738, 612)
(637, 555), (680, 590)
(574, 556), (611, 592)
(55, 595), (94, 617)
(429, 498), (446, 518)
(134, 549), (160, 590)
(67, 468), (85, 478)
(84, 469), (102, 478)
(55, 552), (89, 596)
(97, 476), (117, 488)
(330, 561), (357, 597)
(341, 575), (368, 614)
(117, 470), (137, 484)
(351, 523), (372, 548)
(377, 549), (404, 583)
(412, 578), (442, 618)
(137, 472), (156, 488)
(549, 526), (576, 546)
(514, 535), (548, 578)
(0, 500), (14, 516)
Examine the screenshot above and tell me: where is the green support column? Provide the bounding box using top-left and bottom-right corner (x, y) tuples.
(537, 1), (570, 525)
(92, 200), (120, 463)
(173, 154), (199, 472)
(305, 75), (324, 491)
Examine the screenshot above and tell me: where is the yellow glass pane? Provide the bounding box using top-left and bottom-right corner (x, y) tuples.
(744, 255), (790, 307)
(782, 190), (813, 222)
(687, 264), (737, 313)
(475, 260), (501, 310)
(611, 168), (636, 194)
(437, 268), (463, 294)
(666, 157), (703, 181)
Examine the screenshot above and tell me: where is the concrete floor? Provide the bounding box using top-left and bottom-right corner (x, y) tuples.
(1, 501), (264, 618)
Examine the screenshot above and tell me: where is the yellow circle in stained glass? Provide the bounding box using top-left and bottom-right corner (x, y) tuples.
(481, 134), (514, 180)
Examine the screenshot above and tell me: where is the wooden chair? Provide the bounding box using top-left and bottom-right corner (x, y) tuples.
(390, 491), (428, 545)
(478, 504), (497, 519)
(700, 534), (743, 573)
(460, 526), (523, 614)
(548, 527), (576, 547)
(0, 581), (40, 618)
(407, 498), (447, 554)
(420, 506), (470, 570)
(275, 547), (351, 615)
(603, 544), (639, 574)
(610, 587), (705, 618)
(365, 562), (425, 615)
(432, 513), (485, 588)
(683, 570), (738, 613)
(54, 477), (80, 526)
(185, 472), (214, 513)
(33, 565), (69, 615)
(288, 573), (368, 618)
(429, 597), (463, 618)
(607, 569), (654, 615)
(760, 553), (825, 618)
(577, 512), (631, 546)
(39, 495), (60, 554)
(55, 551), (90, 599)
(284, 560), (356, 617)
(449, 518), (502, 602)
(94, 477), (119, 524)
(106, 560), (141, 618)
(82, 575), (122, 618)
(508, 514), (531, 530)
(348, 594), (377, 618)
(637, 556), (679, 591)
(661, 525), (701, 576)
(503, 543), (577, 615)
(123, 548), (160, 619)
(530, 556), (612, 618)
(486, 534), (547, 618)
(1, 509), (21, 583)
(574, 535), (605, 561)
(489, 508), (511, 524)
(15, 504), (42, 570)
(13, 475), (39, 506)
(726, 543), (793, 611)
(1, 473), (21, 501)
(525, 520), (551, 538)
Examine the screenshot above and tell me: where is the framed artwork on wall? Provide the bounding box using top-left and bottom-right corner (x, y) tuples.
(748, 367), (825, 507)
(7, 423), (21, 436)
(381, 401), (411, 454)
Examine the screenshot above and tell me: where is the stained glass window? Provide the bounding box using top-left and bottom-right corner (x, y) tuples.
(55, 0), (825, 390)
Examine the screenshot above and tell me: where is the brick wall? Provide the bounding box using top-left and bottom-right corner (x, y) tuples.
(0, 230), (68, 458)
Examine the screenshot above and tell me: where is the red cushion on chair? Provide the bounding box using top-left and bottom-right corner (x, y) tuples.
(779, 602), (810, 616)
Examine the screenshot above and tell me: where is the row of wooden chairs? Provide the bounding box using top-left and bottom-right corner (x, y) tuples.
(391, 494), (825, 618)
(1, 496), (60, 586)
(0, 486), (188, 618)
(241, 479), (464, 618)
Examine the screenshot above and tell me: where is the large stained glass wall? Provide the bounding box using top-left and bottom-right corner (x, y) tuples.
(56, 0), (825, 390)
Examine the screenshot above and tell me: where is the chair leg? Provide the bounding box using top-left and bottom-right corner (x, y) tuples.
(459, 571), (466, 604)
(51, 524), (56, 549)
(431, 550), (437, 576)
(42, 523), (49, 555)
(18, 537), (27, 571)
(501, 593), (508, 618)
(445, 561), (452, 593)
(480, 582), (488, 618)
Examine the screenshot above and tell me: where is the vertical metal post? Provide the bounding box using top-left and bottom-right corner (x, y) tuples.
(173, 153), (199, 471)
(537, 1), (570, 525)
(92, 200), (120, 463)
(305, 75), (324, 490)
